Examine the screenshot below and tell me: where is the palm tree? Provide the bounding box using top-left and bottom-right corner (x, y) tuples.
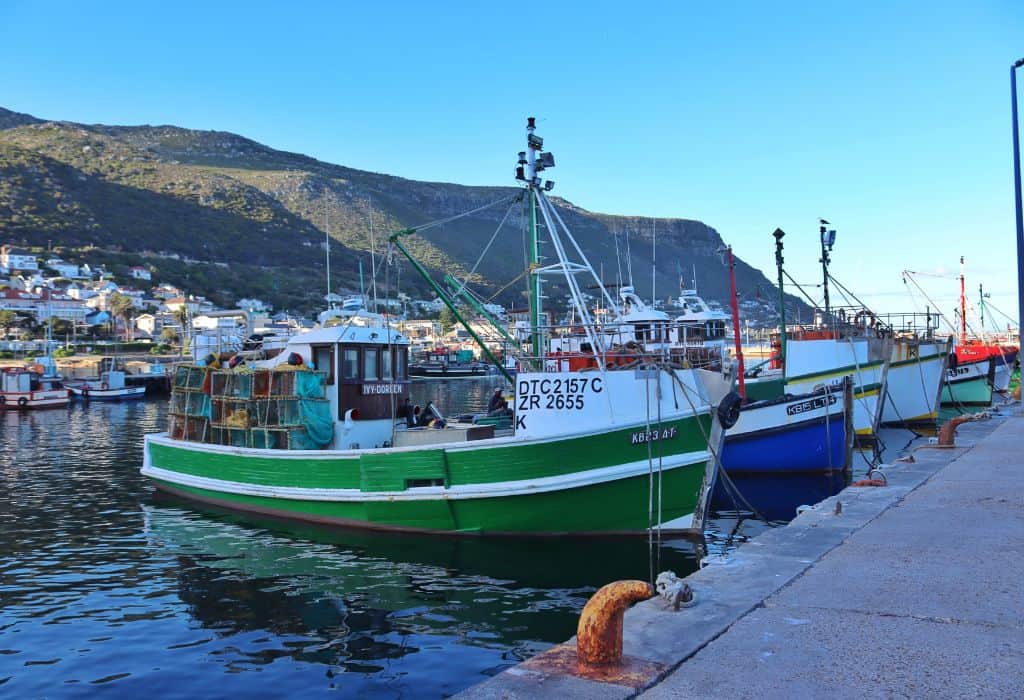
(107, 292), (136, 341)
(173, 306), (190, 358)
(0, 310), (16, 339)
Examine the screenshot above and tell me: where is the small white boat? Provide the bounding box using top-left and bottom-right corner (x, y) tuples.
(67, 370), (147, 401)
(0, 366), (70, 409)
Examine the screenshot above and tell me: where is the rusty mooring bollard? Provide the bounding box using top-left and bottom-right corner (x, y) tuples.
(576, 580), (654, 667)
(938, 415), (970, 446)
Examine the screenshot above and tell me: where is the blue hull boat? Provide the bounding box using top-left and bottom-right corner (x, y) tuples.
(721, 380), (853, 474)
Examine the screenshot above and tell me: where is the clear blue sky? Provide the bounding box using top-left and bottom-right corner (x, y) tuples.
(2, 1), (1022, 326)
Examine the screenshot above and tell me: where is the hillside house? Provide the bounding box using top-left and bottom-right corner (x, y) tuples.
(45, 258), (80, 278)
(0, 288), (88, 324)
(129, 266), (152, 281)
(236, 297), (270, 312)
(152, 284), (183, 300)
(1, 246), (38, 271)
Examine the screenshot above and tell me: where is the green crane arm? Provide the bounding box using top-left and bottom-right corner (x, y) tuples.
(388, 229), (514, 385)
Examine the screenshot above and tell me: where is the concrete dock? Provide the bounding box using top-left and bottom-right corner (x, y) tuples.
(459, 410), (1023, 699)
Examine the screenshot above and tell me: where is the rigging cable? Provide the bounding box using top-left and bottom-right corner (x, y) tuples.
(664, 367), (775, 526)
(782, 270), (823, 309)
(412, 194), (519, 233)
(450, 197), (521, 298)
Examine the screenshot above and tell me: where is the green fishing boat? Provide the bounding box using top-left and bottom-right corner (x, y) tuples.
(141, 118), (735, 535)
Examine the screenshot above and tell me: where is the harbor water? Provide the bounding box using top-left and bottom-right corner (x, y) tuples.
(0, 378), (919, 698)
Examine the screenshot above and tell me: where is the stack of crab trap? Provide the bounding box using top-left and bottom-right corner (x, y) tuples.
(167, 366), (333, 450)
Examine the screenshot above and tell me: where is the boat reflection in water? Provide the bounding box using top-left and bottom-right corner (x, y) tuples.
(144, 497), (701, 696)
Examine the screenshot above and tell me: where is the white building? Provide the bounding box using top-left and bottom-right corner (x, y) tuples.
(0, 288), (88, 324)
(483, 303), (506, 318)
(152, 283), (183, 300)
(65, 284), (98, 301)
(46, 258), (80, 278)
(412, 298), (445, 314)
(162, 296), (202, 315)
(236, 298), (271, 312)
(129, 266), (152, 281)
(1, 246), (38, 271)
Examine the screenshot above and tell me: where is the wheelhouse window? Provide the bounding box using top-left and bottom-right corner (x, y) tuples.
(364, 347), (379, 380)
(396, 348), (407, 379)
(381, 347), (393, 379)
(313, 345), (335, 385)
(342, 348), (359, 379)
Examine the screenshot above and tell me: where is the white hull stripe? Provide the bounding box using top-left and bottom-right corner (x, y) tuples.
(1, 398), (68, 407)
(144, 407), (707, 460)
(141, 450), (709, 502)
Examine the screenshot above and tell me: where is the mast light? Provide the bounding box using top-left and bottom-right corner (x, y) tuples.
(819, 219), (836, 250)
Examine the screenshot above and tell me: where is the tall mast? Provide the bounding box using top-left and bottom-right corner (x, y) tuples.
(818, 219), (835, 321)
(518, 117), (544, 359)
(725, 245), (745, 398)
(773, 228), (787, 365)
(979, 282), (985, 331)
(959, 255), (967, 342)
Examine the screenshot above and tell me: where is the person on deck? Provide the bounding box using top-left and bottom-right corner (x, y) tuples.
(487, 387), (510, 416)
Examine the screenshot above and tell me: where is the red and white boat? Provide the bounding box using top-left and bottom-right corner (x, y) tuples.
(952, 257), (1019, 394)
(0, 366), (70, 410)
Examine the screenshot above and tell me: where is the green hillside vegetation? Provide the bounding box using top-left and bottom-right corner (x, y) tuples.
(0, 107), (808, 318)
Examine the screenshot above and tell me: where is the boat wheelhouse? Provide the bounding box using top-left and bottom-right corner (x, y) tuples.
(744, 226), (892, 442)
(547, 286), (727, 372)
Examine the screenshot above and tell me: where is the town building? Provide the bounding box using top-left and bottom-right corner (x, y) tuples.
(45, 258), (81, 278)
(1, 245), (38, 271)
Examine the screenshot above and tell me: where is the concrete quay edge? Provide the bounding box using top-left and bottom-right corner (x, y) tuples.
(455, 410), (1010, 700)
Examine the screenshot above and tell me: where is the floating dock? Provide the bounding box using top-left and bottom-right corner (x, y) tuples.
(459, 408), (1023, 698)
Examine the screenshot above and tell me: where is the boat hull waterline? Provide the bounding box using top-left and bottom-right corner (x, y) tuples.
(143, 411), (715, 536)
(68, 385), (148, 401)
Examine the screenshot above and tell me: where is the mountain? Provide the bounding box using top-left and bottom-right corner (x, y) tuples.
(0, 106), (806, 321)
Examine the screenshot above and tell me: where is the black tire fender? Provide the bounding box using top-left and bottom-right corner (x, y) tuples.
(716, 391), (743, 429)
(18, 396), (29, 407)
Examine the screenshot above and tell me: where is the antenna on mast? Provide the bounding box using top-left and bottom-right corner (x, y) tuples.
(625, 228), (634, 287)
(651, 219), (656, 304)
(959, 255), (967, 342)
(369, 200), (379, 313)
(324, 205), (331, 298)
